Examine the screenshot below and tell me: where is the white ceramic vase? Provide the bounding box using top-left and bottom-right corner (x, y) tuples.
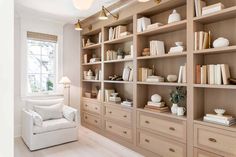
(171, 103), (178, 114)
(168, 9), (181, 24)
(213, 37), (229, 48)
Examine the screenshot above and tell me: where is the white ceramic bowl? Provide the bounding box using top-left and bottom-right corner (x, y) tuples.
(214, 109), (226, 116)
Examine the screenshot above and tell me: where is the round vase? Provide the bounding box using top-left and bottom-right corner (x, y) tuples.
(168, 9), (181, 24)
(171, 103), (178, 114)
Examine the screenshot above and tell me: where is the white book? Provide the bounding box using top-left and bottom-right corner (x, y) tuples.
(215, 64), (222, 85)
(178, 66), (183, 83)
(221, 64), (231, 85)
(147, 101), (165, 107)
(204, 116), (236, 126)
(155, 41), (165, 55)
(202, 3), (225, 16)
(137, 18), (142, 32)
(129, 69), (133, 81)
(182, 64), (187, 83)
(206, 114), (233, 121)
(209, 64), (215, 85)
(141, 17), (151, 32)
(194, 0), (199, 17)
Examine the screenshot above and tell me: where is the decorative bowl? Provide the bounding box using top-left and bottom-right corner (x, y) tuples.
(151, 94), (162, 103)
(214, 109), (226, 116)
(167, 75), (178, 82)
(213, 37), (229, 48)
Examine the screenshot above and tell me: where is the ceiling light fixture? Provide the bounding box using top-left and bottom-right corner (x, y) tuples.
(99, 6), (119, 20)
(75, 20), (82, 31)
(73, 0), (94, 10)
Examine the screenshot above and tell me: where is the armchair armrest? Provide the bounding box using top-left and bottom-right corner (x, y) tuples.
(63, 105), (78, 124)
(21, 109), (34, 145)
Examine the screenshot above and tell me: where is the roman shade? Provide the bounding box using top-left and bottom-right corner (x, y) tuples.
(27, 31), (58, 43)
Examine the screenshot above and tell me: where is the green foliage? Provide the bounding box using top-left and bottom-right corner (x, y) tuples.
(169, 87), (186, 106)
(47, 80), (53, 91)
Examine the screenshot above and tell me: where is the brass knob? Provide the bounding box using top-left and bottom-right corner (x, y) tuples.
(169, 148), (175, 152)
(109, 126), (112, 128)
(145, 120), (150, 124)
(145, 139), (149, 143)
(208, 138), (217, 143)
(94, 120), (97, 123)
(85, 116), (87, 119)
(169, 127), (175, 131)
(123, 131), (127, 134)
(85, 104), (88, 107)
(123, 115), (127, 118)
(95, 107), (98, 110)
(109, 111), (112, 114)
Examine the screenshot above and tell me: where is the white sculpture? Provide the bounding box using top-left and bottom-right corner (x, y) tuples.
(168, 9), (181, 24)
(213, 37), (229, 48)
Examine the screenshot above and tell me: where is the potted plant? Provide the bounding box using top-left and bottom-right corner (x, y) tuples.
(169, 87), (186, 114)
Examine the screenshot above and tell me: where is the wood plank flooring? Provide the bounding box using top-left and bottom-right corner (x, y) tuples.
(14, 126), (143, 157)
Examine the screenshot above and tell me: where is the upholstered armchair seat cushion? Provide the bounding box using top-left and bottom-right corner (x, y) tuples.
(33, 118), (76, 134)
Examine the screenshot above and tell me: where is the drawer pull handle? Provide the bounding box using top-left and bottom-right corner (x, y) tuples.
(145, 120), (150, 124)
(208, 138), (217, 143)
(95, 107), (98, 110)
(85, 116), (87, 119)
(123, 131), (127, 134)
(169, 148), (175, 152)
(169, 127), (175, 131)
(94, 120), (98, 123)
(123, 115), (127, 118)
(85, 104), (88, 107)
(108, 126), (112, 128)
(109, 111), (112, 114)
(145, 139), (150, 143)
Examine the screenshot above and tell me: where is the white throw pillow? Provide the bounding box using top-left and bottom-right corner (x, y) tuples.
(30, 110), (43, 126)
(34, 103), (63, 121)
(63, 106), (75, 122)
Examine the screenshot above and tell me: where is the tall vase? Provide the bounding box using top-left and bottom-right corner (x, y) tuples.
(171, 103), (178, 114)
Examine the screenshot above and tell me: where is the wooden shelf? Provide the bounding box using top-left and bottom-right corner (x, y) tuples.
(193, 6), (236, 24)
(137, 81), (187, 87)
(104, 58), (133, 64)
(82, 80), (101, 83)
(104, 34), (133, 44)
(194, 119), (236, 132)
(137, 52), (187, 60)
(104, 80), (133, 84)
(137, 20), (187, 36)
(82, 62), (102, 65)
(193, 46), (236, 55)
(82, 43), (101, 50)
(137, 108), (187, 121)
(194, 84), (236, 90)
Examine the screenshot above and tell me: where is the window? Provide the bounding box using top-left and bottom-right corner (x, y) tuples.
(26, 32), (58, 94)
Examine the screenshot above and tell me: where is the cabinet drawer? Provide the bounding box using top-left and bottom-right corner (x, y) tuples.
(105, 121), (132, 141)
(195, 124), (236, 156)
(105, 106), (131, 123)
(194, 148), (224, 157)
(83, 112), (101, 128)
(138, 131), (186, 157)
(138, 112), (186, 142)
(82, 100), (101, 114)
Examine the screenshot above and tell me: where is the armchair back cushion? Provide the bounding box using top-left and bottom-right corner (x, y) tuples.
(34, 103), (63, 121)
(25, 98), (64, 111)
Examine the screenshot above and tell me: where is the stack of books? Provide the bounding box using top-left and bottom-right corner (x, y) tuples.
(204, 114), (236, 126)
(104, 89), (115, 102)
(144, 101), (169, 113)
(138, 68), (152, 82)
(150, 40), (165, 56)
(178, 64), (187, 83)
(194, 31), (211, 50)
(194, 0), (206, 17)
(137, 17), (151, 32)
(196, 64), (231, 85)
(202, 3), (225, 16)
(108, 25), (128, 40)
(106, 50), (117, 61)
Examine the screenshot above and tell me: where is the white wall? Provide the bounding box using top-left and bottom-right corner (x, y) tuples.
(0, 0), (14, 156)
(14, 16), (81, 137)
(63, 24), (81, 115)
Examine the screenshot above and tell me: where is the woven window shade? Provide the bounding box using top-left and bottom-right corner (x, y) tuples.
(27, 31), (58, 43)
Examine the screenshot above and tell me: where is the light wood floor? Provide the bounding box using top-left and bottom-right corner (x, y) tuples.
(14, 126), (143, 157)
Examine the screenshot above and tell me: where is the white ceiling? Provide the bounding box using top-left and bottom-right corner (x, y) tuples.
(15, 0), (120, 24)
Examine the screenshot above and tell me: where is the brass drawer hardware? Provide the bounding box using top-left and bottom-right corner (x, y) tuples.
(208, 138), (217, 143)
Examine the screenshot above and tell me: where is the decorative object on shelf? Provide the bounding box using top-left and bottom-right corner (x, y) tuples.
(121, 99), (133, 107)
(202, 2), (225, 16)
(170, 87), (186, 115)
(167, 75), (178, 82)
(85, 39), (95, 47)
(109, 92), (121, 103)
(59, 76), (71, 106)
(142, 48), (150, 56)
(122, 66), (132, 81)
(90, 58), (101, 63)
(151, 94), (162, 103)
(169, 42), (185, 53)
(146, 76), (164, 82)
(147, 22), (163, 30)
(194, 0), (206, 17)
(108, 75), (123, 81)
(214, 109), (226, 116)
(84, 69), (96, 80)
(83, 54), (88, 63)
(213, 37), (229, 48)
(105, 89), (115, 102)
(177, 107), (186, 116)
(84, 92), (91, 98)
(168, 9), (181, 24)
(74, 19), (82, 31)
(117, 48), (124, 59)
(203, 109), (236, 126)
(99, 6), (119, 20)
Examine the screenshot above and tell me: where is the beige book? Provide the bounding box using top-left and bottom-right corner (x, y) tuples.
(199, 31), (204, 50)
(221, 64), (231, 85)
(194, 32), (199, 50)
(203, 32), (209, 49)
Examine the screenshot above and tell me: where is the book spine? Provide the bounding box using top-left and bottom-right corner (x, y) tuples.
(196, 65), (201, 84)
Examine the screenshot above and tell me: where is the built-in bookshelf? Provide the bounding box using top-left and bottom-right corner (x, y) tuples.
(80, 0), (236, 157)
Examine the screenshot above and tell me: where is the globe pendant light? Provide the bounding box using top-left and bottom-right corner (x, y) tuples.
(73, 0), (94, 10)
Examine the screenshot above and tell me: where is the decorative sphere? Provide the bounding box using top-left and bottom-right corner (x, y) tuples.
(151, 94), (162, 103)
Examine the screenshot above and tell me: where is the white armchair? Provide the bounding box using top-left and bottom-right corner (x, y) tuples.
(21, 98), (78, 151)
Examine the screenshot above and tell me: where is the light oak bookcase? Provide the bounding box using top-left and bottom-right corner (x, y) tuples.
(80, 0), (236, 157)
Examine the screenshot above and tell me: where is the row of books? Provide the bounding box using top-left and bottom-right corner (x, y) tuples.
(82, 32), (102, 48)
(196, 64), (231, 85)
(137, 17), (151, 33)
(178, 64), (187, 83)
(204, 113), (236, 126)
(108, 25), (130, 40)
(150, 40), (165, 56)
(144, 101), (169, 113)
(194, 31), (211, 50)
(106, 50), (118, 61)
(138, 68), (153, 82)
(195, 0), (224, 17)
